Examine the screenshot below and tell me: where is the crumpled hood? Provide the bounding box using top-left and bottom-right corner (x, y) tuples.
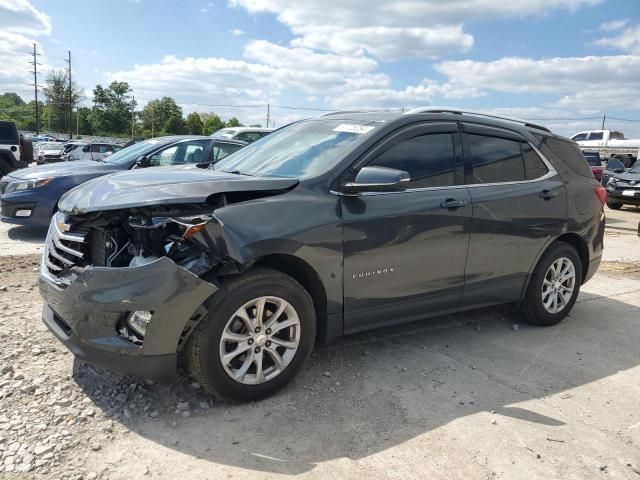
(7, 161), (118, 181)
(59, 165), (299, 214)
(611, 171), (640, 182)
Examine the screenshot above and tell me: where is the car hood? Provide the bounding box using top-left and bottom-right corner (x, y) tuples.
(59, 165), (299, 214)
(7, 161), (120, 181)
(611, 171), (640, 182)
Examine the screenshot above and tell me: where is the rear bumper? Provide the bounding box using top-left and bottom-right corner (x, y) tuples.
(39, 254), (218, 383)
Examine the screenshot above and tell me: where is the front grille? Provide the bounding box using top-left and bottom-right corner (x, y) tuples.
(0, 181), (8, 194)
(44, 213), (88, 277)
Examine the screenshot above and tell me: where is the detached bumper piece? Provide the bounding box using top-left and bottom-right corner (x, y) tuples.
(39, 256), (217, 383)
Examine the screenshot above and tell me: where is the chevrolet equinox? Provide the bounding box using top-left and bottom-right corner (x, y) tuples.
(39, 109), (606, 401)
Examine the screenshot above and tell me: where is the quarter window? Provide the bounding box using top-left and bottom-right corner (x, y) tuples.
(368, 133), (456, 188)
(522, 143), (549, 180)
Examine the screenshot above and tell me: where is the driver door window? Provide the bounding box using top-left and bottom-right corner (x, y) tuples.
(149, 145), (178, 166)
(368, 133), (456, 189)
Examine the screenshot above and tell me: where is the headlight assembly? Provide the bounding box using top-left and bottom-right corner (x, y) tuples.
(4, 178), (53, 194)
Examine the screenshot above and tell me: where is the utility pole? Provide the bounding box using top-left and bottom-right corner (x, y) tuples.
(151, 107), (154, 138)
(601, 115), (606, 130)
(64, 51), (73, 139)
(131, 95), (135, 138)
(28, 43), (42, 135)
(266, 103), (270, 129)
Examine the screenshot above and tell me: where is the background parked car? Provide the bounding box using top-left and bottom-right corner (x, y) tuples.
(0, 120), (29, 175)
(36, 142), (66, 165)
(582, 150), (603, 182)
(603, 156), (640, 209)
(0, 136), (246, 227)
(211, 127), (273, 143)
(65, 142), (123, 162)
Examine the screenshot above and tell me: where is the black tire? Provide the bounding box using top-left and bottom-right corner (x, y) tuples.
(0, 159), (10, 177)
(606, 201), (623, 210)
(520, 242), (582, 326)
(186, 267), (316, 402)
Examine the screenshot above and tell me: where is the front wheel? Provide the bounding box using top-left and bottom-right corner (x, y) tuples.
(186, 268), (316, 402)
(520, 242), (582, 326)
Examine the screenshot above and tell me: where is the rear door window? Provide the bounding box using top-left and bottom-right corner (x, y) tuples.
(467, 135), (525, 184)
(588, 132), (604, 141)
(522, 143), (549, 180)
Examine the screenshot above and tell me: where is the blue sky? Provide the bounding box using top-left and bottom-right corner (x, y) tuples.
(1, 0), (639, 135)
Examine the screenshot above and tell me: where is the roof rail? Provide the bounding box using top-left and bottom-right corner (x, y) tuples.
(403, 107), (551, 133)
(321, 109), (402, 117)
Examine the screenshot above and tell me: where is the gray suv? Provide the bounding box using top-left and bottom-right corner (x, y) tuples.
(39, 109), (606, 401)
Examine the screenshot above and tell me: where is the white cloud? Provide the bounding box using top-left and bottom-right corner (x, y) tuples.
(231, 28), (245, 36)
(230, 0), (601, 60)
(291, 25), (473, 60)
(598, 19), (629, 31)
(0, 0), (51, 36)
(200, 7), (209, 12)
(594, 25), (640, 54)
(0, 1), (51, 97)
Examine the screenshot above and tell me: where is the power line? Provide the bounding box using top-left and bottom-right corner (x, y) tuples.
(64, 51), (72, 139)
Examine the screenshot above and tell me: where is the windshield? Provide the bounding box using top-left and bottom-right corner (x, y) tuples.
(214, 119), (379, 179)
(103, 139), (164, 165)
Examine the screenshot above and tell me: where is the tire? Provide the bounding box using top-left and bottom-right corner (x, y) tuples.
(520, 242), (582, 326)
(186, 267), (316, 401)
(606, 201), (623, 210)
(0, 159), (10, 177)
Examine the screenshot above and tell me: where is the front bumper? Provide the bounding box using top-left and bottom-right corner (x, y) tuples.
(39, 255), (218, 383)
(1, 193), (53, 227)
(607, 189), (640, 205)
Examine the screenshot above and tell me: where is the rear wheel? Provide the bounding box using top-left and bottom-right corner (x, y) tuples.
(607, 201), (623, 210)
(520, 242), (582, 326)
(186, 268), (316, 401)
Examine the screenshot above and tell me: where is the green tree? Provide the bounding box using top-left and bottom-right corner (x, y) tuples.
(201, 112), (224, 135)
(139, 97), (183, 135)
(186, 112), (203, 135)
(0, 93), (42, 130)
(91, 81), (134, 135)
(165, 112), (186, 134)
(76, 107), (93, 135)
(225, 117), (243, 128)
(43, 69), (83, 133)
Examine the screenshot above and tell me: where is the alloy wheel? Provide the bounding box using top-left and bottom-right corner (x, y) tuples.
(541, 257), (576, 314)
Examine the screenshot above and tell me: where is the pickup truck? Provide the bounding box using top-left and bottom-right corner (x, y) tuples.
(571, 130), (639, 167)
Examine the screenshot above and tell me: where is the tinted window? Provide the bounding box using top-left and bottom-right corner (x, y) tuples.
(369, 133), (456, 188)
(571, 133), (588, 141)
(583, 152), (601, 167)
(610, 131), (625, 140)
(468, 135), (525, 184)
(149, 140), (209, 166)
(537, 135), (593, 178)
(522, 143), (549, 180)
(589, 132), (603, 141)
(0, 122), (19, 144)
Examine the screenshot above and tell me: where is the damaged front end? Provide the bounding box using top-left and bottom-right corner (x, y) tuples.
(38, 201), (239, 382)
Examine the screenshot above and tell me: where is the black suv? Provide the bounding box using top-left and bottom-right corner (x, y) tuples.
(39, 109), (606, 401)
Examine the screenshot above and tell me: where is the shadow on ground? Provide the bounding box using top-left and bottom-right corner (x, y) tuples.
(73, 289), (640, 475)
(7, 225), (47, 243)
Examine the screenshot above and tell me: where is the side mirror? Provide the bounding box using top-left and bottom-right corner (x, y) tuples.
(134, 155), (150, 169)
(342, 166), (410, 194)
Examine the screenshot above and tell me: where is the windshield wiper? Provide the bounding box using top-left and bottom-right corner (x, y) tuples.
(222, 170), (254, 176)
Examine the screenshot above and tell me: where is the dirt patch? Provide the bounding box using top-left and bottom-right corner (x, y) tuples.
(599, 261), (640, 276)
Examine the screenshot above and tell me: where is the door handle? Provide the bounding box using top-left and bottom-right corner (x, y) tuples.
(440, 199), (466, 209)
(538, 190), (558, 200)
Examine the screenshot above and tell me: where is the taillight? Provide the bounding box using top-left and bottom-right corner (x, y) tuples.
(595, 185), (607, 205)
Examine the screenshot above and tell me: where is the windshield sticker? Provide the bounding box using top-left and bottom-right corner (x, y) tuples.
(333, 124), (375, 134)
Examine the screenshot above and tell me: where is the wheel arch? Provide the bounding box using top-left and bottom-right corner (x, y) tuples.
(253, 253), (329, 343)
(554, 233), (589, 282)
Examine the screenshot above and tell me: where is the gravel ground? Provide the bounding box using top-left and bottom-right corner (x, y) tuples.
(1, 209), (639, 479)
